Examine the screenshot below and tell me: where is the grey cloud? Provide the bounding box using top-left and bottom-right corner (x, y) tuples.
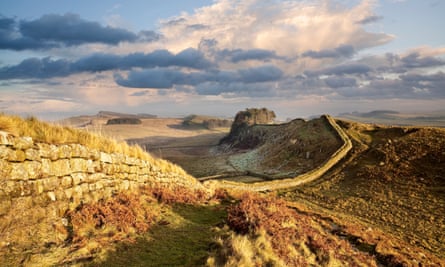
(0, 48), (213, 80)
(0, 14), (160, 51)
(19, 13), (137, 45)
(220, 48), (282, 63)
(401, 52), (445, 68)
(0, 57), (71, 79)
(302, 45), (355, 59)
(356, 15), (383, 24)
(115, 65), (283, 89)
(305, 63), (372, 77)
(238, 65), (283, 83)
(324, 77), (357, 88)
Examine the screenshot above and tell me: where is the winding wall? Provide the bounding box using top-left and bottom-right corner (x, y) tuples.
(203, 115), (352, 191)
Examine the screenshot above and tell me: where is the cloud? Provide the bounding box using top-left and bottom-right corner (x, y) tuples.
(400, 52), (445, 68)
(0, 14), (160, 51)
(302, 45), (355, 59)
(20, 13), (137, 45)
(305, 63), (372, 77)
(324, 77), (357, 88)
(0, 48), (213, 79)
(219, 48), (282, 62)
(159, 0), (393, 58)
(115, 65), (283, 89)
(356, 15), (383, 24)
(0, 57), (71, 79)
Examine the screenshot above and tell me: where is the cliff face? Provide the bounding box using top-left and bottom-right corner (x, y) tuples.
(220, 108), (276, 149)
(0, 132), (203, 253)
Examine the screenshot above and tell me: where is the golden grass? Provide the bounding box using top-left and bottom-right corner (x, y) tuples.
(0, 113), (187, 176)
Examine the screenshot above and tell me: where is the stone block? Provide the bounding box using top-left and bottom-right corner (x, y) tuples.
(12, 137), (33, 150)
(0, 131), (13, 145)
(10, 162), (28, 180)
(24, 161), (42, 179)
(80, 183), (90, 194)
(61, 176), (73, 188)
(89, 149), (100, 160)
(50, 159), (71, 177)
(70, 158), (88, 173)
(25, 148), (41, 161)
(100, 152), (112, 163)
(64, 188), (73, 200)
(71, 173), (87, 185)
(8, 149), (26, 162)
(86, 159), (95, 173)
(57, 145), (72, 159)
(47, 191), (56, 201)
(87, 173), (105, 183)
(0, 159), (11, 177)
(42, 176), (59, 191)
(70, 144), (89, 158)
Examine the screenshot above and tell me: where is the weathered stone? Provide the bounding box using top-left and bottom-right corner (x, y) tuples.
(42, 176), (59, 191)
(12, 137), (33, 150)
(10, 162), (28, 180)
(71, 173), (87, 185)
(86, 159), (95, 173)
(121, 180), (130, 190)
(80, 183), (90, 194)
(129, 165), (139, 174)
(58, 145), (71, 159)
(89, 149), (101, 160)
(64, 188), (73, 200)
(87, 173), (105, 183)
(23, 161), (42, 179)
(25, 148), (41, 161)
(70, 158), (88, 173)
(8, 149), (26, 162)
(0, 199), (12, 216)
(100, 152), (112, 163)
(0, 159), (11, 177)
(70, 144), (89, 158)
(50, 159), (71, 177)
(61, 176), (73, 188)
(0, 131), (13, 145)
(47, 191), (56, 201)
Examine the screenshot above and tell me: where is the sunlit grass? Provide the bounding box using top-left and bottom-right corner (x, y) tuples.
(0, 113), (188, 175)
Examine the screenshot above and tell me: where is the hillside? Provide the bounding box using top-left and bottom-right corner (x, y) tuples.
(283, 120), (445, 258)
(1, 113), (444, 266)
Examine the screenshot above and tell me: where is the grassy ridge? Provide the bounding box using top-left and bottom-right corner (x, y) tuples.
(0, 113), (187, 175)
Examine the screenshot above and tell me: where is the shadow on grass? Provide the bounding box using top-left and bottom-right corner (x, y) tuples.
(93, 204), (227, 267)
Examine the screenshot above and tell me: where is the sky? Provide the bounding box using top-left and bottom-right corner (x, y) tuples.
(0, 0), (444, 120)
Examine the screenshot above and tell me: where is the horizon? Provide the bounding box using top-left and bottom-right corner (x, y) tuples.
(1, 0), (444, 120)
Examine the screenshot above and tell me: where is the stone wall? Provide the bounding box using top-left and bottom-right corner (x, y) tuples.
(0, 132), (203, 250)
(204, 115), (353, 191)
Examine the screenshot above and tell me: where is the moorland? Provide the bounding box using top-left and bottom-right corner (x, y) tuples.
(0, 109), (444, 266)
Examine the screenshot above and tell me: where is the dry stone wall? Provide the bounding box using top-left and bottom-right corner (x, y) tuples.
(0, 132), (203, 250)
(0, 133), (202, 214)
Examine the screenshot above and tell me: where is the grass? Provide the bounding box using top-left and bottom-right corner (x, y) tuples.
(0, 113), (188, 176)
(88, 204), (227, 267)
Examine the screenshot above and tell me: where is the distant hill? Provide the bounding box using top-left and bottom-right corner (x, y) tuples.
(182, 114), (232, 129)
(97, 110), (157, 118)
(338, 109), (445, 127)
